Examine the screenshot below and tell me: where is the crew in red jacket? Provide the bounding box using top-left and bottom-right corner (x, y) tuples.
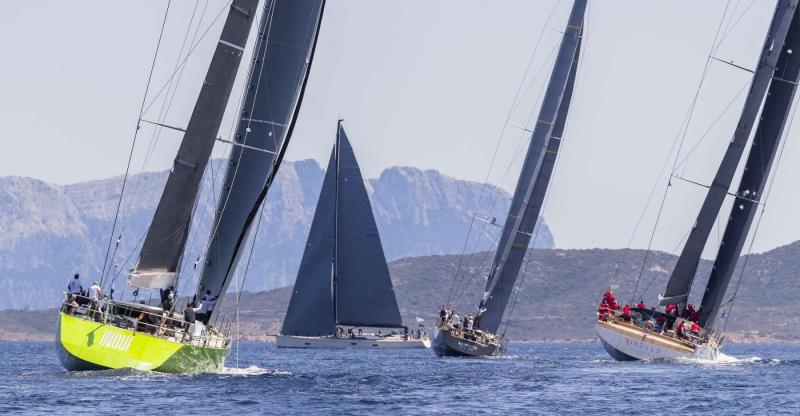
(636, 300), (646, 309)
(690, 321), (700, 335)
(665, 304), (677, 315)
(622, 304), (631, 321)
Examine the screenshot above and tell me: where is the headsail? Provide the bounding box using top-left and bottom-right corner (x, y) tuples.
(129, 0), (259, 289)
(476, 0), (586, 334)
(281, 145), (338, 337)
(197, 0), (326, 305)
(698, 8), (799, 330)
(334, 124), (403, 328)
(659, 0), (797, 307)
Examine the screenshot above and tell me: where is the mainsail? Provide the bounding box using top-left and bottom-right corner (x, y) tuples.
(282, 122), (402, 336)
(698, 8), (799, 330)
(129, 0), (259, 289)
(659, 0), (797, 307)
(197, 0), (326, 306)
(476, 0), (586, 334)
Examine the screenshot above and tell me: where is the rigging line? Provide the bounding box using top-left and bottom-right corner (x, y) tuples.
(100, 0), (172, 288)
(630, 0), (733, 304)
(674, 81), (750, 172)
(142, 0), (233, 116)
(713, 0), (758, 55)
(720, 90), (800, 337)
(445, 1), (563, 306)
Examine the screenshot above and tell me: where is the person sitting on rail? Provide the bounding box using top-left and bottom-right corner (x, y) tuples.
(675, 320), (685, 338)
(64, 294), (79, 315)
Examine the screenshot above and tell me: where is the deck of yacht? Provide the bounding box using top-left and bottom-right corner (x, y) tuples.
(61, 294), (230, 349)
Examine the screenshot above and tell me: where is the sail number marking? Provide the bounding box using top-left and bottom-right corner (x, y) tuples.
(99, 331), (133, 352)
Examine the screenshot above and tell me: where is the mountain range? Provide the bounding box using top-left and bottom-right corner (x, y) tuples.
(3, 242), (798, 343)
(0, 160), (553, 310)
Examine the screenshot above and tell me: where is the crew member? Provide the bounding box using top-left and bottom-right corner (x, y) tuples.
(622, 304), (631, 322)
(636, 300), (646, 310)
(88, 281), (104, 321)
(183, 301), (196, 330)
(665, 304), (677, 316)
(690, 321), (700, 335)
(67, 273), (83, 296)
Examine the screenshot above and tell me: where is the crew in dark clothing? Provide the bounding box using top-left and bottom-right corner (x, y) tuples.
(183, 301), (196, 330)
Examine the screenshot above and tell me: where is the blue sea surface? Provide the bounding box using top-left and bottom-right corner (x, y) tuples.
(0, 341), (797, 415)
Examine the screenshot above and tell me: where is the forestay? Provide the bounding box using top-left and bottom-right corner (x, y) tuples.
(129, 0), (259, 289)
(476, 0), (586, 334)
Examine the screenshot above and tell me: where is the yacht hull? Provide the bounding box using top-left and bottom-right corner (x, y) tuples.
(56, 312), (228, 373)
(276, 335), (430, 349)
(431, 327), (500, 357)
(595, 320), (717, 361)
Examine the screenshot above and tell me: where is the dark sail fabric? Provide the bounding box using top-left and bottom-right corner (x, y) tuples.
(334, 125), (403, 328)
(197, 0), (326, 305)
(476, 0), (586, 334)
(699, 9), (799, 330)
(130, 0), (259, 289)
(659, 0), (797, 307)
(281, 147), (337, 336)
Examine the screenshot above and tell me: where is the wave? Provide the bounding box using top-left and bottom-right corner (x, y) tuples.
(215, 365), (290, 376)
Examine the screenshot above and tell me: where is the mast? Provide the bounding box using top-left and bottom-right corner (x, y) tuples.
(129, 0), (259, 289)
(659, 0), (797, 309)
(197, 0), (326, 310)
(476, 0), (586, 334)
(332, 120), (341, 325)
(699, 8), (799, 331)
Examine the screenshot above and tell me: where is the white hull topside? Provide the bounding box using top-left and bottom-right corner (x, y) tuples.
(595, 322), (718, 361)
(276, 335), (431, 349)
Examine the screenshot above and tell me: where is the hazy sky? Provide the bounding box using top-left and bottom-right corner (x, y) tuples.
(1, 1), (798, 255)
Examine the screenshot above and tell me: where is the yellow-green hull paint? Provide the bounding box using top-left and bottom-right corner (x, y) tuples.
(56, 312), (228, 373)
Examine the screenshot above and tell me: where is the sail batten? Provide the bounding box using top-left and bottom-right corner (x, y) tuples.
(659, 0), (797, 308)
(476, 0), (586, 334)
(196, 0), (326, 309)
(698, 8), (799, 330)
(129, 0), (259, 289)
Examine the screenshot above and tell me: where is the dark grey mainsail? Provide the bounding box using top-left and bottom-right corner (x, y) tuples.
(659, 0), (797, 308)
(129, 0), (259, 289)
(281, 146), (338, 336)
(334, 125), (403, 328)
(282, 122), (402, 335)
(197, 0), (326, 304)
(476, 0), (586, 334)
(698, 9), (799, 330)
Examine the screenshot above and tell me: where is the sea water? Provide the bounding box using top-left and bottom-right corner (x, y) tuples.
(0, 342), (797, 415)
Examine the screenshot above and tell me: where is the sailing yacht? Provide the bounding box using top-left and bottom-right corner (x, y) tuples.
(596, 1), (799, 361)
(433, 0), (586, 357)
(56, 0), (326, 372)
(277, 121), (430, 349)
